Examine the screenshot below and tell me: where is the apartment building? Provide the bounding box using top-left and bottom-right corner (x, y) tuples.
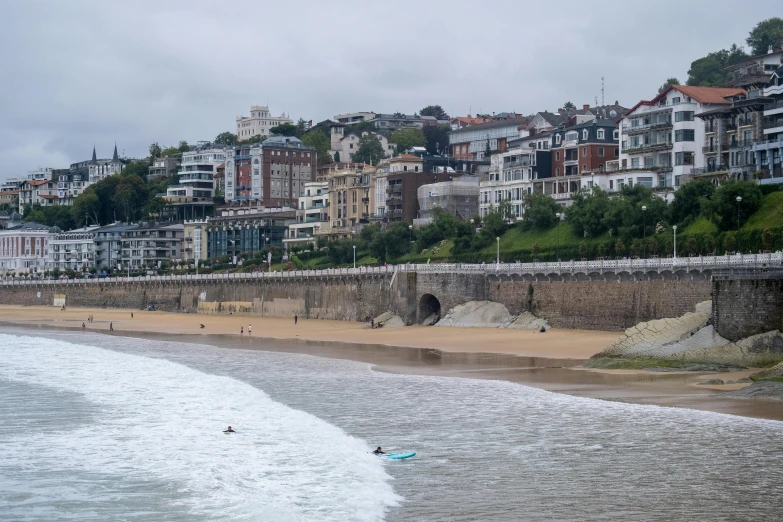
(284, 181), (329, 248)
(334, 112), (376, 124)
(206, 208), (295, 259)
(323, 164), (375, 235)
(19, 179), (58, 213)
(46, 226), (98, 272)
(754, 65), (783, 182)
(94, 223), (138, 270)
(384, 155), (452, 223)
(148, 157), (180, 181)
(165, 145), (226, 220)
(479, 142), (553, 218)
(56, 168), (88, 206)
(449, 119), (529, 160)
(0, 179), (22, 211)
(183, 219), (208, 263)
(0, 215), (54, 274)
(121, 223), (183, 269)
(619, 85), (744, 189)
(27, 167), (53, 181)
(88, 145), (125, 184)
(416, 176), (479, 226)
(235, 105), (293, 141)
(224, 136), (316, 208)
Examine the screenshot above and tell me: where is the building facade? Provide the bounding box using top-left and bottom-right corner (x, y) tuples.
(148, 157), (180, 181)
(235, 105), (293, 141)
(284, 181), (330, 248)
(416, 177), (479, 225)
(165, 146), (227, 220)
(19, 180), (58, 213)
(754, 65), (783, 182)
(88, 145), (125, 184)
(0, 216), (54, 274)
(46, 226), (98, 272)
(94, 223), (138, 270)
(224, 136), (316, 208)
(206, 208), (295, 259)
(324, 164), (375, 235)
(328, 124), (396, 162)
(449, 119), (528, 160)
(183, 219), (208, 263)
(120, 223), (183, 269)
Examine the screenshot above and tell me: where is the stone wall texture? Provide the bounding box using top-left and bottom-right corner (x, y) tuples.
(713, 277), (783, 341)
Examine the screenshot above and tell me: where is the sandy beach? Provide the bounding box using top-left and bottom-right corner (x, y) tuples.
(1, 304), (780, 422)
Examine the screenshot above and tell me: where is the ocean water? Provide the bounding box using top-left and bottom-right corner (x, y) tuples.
(1, 329), (782, 521)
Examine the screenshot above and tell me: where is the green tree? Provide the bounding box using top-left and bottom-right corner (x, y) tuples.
(615, 239), (626, 258)
(270, 123), (298, 137)
(658, 77), (680, 93)
(522, 193), (559, 231)
(723, 232), (736, 253)
(295, 118), (309, 138)
(301, 129), (333, 165)
(112, 174), (149, 222)
(238, 134), (267, 145)
(144, 197), (167, 219)
(669, 179), (715, 225)
(178, 141), (190, 153)
(484, 140), (492, 159)
(687, 45), (749, 86)
(352, 134), (386, 164)
(422, 124), (451, 155)
(390, 128), (426, 154)
(762, 228), (774, 251)
(567, 187), (611, 237)
(706, 181), (763, 231)
(333, 151), (340, 163)
(71, 192), (101, 227)
(149, 142), (162, 159)
(579, 240), (587, 259)
(214, 132), (237, 146)
(562, 101), (576, 111)
(746, 17), (783, 56)
(121, 160), (150, 180)
(161, 146), (181, 158)
(420, 105), (449, 120)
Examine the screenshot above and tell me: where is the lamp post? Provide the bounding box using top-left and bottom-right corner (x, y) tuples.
(408, 224), (413, 255)
(673, 225), (677, 259)
(496, 236), (500, 266)
(735, 195), (742, 254)
(352, 244), (356, 269)
(641, 205), (647, 258)
(555, 212), (563, 261)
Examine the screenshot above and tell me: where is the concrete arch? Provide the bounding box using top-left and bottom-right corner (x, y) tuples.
(547, 272), (562, 282)
(534, 273), (549, 282)
(688, 270), (706, 281)
(647, 271), (663, 280)
(660, 270), (676, 280)
(418, 293), (442, 323)
(510, 274), (523, 282)
(587, 272), (602, 281)
(486, 274), (500, 282)
(560, 273), (574, 281)
(632, 271), (647, 281)
(617, 271), (633, 281)
(604, 272), (619, 281)
(521, 274), (535, 282)
(498, 274), (512, 282)
(675, 269), (689, 280)
(574, 272), (589, 281)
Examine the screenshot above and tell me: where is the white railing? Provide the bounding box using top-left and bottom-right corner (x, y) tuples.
(0, 253), (781, 286)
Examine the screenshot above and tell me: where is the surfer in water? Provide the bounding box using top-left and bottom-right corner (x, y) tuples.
(224, 426), (235, 433)
(373, 447), (385, 455)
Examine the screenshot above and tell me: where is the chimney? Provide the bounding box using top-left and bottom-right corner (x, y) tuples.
(769, 45), (774, 54)
(615, 100), (618, 105)
(557, 108), (564, 114)
(583, 104), (590, 110)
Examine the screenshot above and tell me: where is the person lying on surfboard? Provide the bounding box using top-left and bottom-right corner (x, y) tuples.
(224, 426), (235, 433)
(372, 447), (385, 455)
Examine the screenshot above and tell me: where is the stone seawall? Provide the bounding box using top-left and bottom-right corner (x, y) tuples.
(713, 277), (783, 341)
(489, 280), (712, 331)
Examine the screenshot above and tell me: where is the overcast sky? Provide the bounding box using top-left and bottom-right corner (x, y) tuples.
(0, 0), (778, 180)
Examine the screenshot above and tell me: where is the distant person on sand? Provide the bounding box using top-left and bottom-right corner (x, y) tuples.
(248, 324), (252, 335)
(371, 318), (374, 329)
(131, 312), (134, 318)
(539, 325), (546, 333)
(240, 326), (244, 335)
(294, 314), (298, 325)
(373, 447), (385, 455)
(110, 322), (113, 332)
(200, 324), (205, 329)
(82, 322), (85, 330)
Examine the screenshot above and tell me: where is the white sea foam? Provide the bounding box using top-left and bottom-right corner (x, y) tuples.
(0, 334), (401, 521)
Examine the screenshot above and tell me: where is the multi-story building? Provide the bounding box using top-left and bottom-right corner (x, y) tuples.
(754, 65), (783, 182)
(384, 155), (452, 223)
(235, 105), (293, 141)
(480, 142), (553, 218)
(619, 85), (744, 190)
(449, 119), (530, 160)
(183, 219), (208, 263)
(121, 223), (183, 269)
(27, 167), (53, 181)
(328, 124), (396, 162)
(696, 89), (772, 183)
(56, 168), (88, 207)
(46, 226), (98, 272)
(284, 181), (330, 248)
(450, 115), (493, 130)
(334, 112), (376, 124)
(206, 208), (295, 259)
(224, 136), (316, 208)
(165, 146), (226, 220)
(88, 145), (125, 184)
(18, 179), (58, 213)
(723, 36), (783, 90)
(323, 164), (375, 236)
(94, 223), (138, 270)
(0, 178), (22, 211)
(0, 214), (54, 274)
(370, 113), (427, 130)
(148, 157), (180, 181)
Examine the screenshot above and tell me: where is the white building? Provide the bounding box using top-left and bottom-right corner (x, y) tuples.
(480, 147), (539, 218)
(618, 85), (744, 190)
(754, 65), (783, 182)
(88, 145), (125, 184)
(46, 226), (98, 272)
(19, 180), (58, 213)
(328, 124), (396, 162)
(120, 223), (184, 270)
(166, 146), (227, 220)
(334, 112), (376, 124)
(284, 181), (329, 248)
(235, 105), (293, 141)
(94, 223), (137, 271)
(0, 214), (54, 274)
(27, 167), (53, 181)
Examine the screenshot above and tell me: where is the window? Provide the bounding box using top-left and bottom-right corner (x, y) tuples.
(555, 151), (560, 161)
(613, 130), (619, 140)
(565, 132), (578, 141)
(614, 147), (619, 157)
(597, 129), (605, 139)
(582, 147), (587, 157)
(609, 180), (614, 189)
(582, 164), (587, 172)
(672, 96), (681, 104)
(675, 111), (694, 122)
(582, 129), (588, 140)
(675, 152), (694, 165)
(631, 158), (640, 168)
(555, 168), (560, 176)
(598, 147), (605, 157)
(675, 129), (695, 142)
(555, 134), (562, 144)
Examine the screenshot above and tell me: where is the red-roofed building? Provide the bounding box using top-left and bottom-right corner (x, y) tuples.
(18, 180), (58, 214)
(618, 85), (745, 190)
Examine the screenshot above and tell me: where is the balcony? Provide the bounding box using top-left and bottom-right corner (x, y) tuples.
(623, 141), (673, 154)
(622, 120), (672, 134)
(691, 165), (729, 175)
(729, 139), (753, 149)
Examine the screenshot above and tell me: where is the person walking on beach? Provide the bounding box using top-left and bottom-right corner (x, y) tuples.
(294, 314), (298, 325)
(131, 312), (134, 319)
(110, 322), (113, 332)
(240, 326), (244, 336)
(248, 324), (252, 335)
(82, 322), (85, 330)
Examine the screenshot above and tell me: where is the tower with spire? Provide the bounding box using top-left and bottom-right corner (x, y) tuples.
(87, 143), (124, 185)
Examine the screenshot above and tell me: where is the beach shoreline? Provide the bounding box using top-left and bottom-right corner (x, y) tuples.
(2, 305), (781, 422)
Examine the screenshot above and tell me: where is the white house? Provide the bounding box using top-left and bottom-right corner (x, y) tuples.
(328, 124), (396, 162)
(284, 181), (329, 248)
(0, 214), (55, 274)
(235, 105), (293, 141)
(46, 226), (98, 272)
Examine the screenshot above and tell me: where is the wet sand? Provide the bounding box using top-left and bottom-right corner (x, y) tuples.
(2, 305), (781, 422)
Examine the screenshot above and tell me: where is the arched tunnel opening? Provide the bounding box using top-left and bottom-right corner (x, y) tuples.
(419, 294), (441, 325)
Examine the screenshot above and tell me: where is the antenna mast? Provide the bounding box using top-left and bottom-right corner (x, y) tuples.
(601, 77), (605, 106)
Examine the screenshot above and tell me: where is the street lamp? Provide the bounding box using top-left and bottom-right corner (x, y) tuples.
(352, 244), (356, 269)
(673, 225), (677, 259)
(641, 205), (647, 258)
(555, 212), (563, 261)
(496, 236), (500, 266)
(736, 195), (742, 254)
(408, 224), (414, 255)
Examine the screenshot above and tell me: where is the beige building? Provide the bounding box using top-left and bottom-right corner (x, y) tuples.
(183, 219), (208, 263)
(235, 105), (293, 141)
(322, 164), (376, 239)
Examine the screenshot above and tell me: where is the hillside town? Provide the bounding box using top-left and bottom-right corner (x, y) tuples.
(1, 36), (783, 278)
